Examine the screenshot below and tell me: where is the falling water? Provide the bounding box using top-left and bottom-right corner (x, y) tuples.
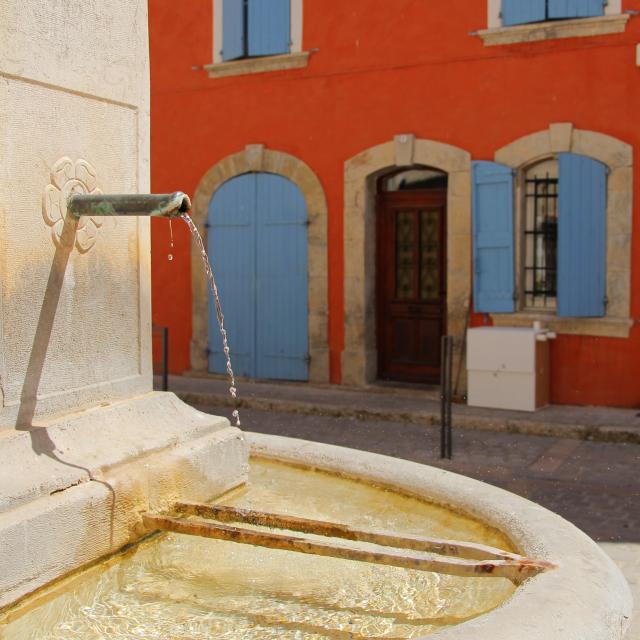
(181, 214), (240, 427)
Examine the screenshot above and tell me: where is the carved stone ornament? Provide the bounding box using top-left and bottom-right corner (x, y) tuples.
(43, 157), (103, 253)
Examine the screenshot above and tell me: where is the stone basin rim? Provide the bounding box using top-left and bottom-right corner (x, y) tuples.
(246, 431), (632, 640)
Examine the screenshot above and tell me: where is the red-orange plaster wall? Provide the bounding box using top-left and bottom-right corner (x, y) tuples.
(149, 0), (640, 407)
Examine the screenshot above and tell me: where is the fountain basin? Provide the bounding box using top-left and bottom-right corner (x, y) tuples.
(245, 434), (632, 639)
(0, 432), (631, 639)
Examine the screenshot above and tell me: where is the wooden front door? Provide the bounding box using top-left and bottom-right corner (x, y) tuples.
(377, 189), (447, 383)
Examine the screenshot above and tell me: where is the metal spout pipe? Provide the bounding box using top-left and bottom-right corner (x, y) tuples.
(67, 192), (191, 219)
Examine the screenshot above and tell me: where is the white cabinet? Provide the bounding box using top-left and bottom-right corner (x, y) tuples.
(467, 326), (555, 412)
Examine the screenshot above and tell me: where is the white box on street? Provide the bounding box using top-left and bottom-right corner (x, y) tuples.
(467, 326), (554, 412)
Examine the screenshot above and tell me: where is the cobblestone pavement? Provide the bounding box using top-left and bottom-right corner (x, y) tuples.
(197, 404), (640, 636)
(203, 405), (640, 542)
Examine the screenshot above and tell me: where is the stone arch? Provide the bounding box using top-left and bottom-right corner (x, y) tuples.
(494, 123), (633, 336)
(190, 145), (329, 383)
(342, 135), (472, 386)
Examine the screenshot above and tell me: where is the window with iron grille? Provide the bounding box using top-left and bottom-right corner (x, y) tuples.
(523, 159), (558, 310)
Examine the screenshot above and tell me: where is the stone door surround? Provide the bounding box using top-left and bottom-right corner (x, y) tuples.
(191, 145), (329, 383)
(342, 135), (472, 388)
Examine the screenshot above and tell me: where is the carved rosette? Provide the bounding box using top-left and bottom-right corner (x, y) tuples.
(43, 157), (103, 253)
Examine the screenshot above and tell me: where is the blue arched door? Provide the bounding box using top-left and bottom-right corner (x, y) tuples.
(207, 173), (309, 381)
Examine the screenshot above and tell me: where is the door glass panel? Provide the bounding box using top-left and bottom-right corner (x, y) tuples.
(395, 211), (415, 299)
(420, 210), (440, 300)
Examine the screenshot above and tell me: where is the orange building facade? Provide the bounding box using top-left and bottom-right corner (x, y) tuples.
(149, 0), (640, 407)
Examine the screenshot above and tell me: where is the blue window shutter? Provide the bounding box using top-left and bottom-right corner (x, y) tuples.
(222, 0), (245, 61)
(557, 153), (607, 318)
(472, 161), (516, 313)
(207, 174), (257, 377)
(548, 0), (605, 19)
(502, 0), (546, 25)
(248, 0), (290, 57)
(255, 174), (308, 381)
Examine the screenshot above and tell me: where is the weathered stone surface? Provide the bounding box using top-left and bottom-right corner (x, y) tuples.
(394, 133), (415, 166)
(0, 47), (149, 427)
(0, 412), (247, 608)
(478, 14), (629, 46)
(549, 122), (573, 153)
(205, 51), (309, 78)
(0, 0), (249, 610)
(573, 130), (633, 169)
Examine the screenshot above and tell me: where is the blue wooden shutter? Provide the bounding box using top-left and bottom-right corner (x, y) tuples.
(502, 0), (546, 25)
(256, 174), (308, 381)
(248, 0), (290, 57)
(222, 0), (245, 61)
(548, 0), (605, 19)
(472, 161), (516, 313)
(208, 174), (256, 376)
(557, 153), (607, 318)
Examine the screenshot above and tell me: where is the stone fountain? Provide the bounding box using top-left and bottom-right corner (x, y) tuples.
(0, 0), (247, 608)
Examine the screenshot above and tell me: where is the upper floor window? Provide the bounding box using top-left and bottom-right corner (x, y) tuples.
(221, 0), (291, 61)
(502, 0), (606, 26)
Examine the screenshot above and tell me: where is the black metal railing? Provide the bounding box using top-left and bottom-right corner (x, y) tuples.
(440, 335), (454, 459)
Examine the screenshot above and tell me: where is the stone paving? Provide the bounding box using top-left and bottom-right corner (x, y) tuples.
(191, 403), (640, 638)
(169, 374), (640, 443)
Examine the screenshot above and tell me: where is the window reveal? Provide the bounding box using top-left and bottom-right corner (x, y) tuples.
(523, 162), (558, 310)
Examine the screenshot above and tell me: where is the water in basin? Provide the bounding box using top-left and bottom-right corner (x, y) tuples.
(1, 459), (517, 639)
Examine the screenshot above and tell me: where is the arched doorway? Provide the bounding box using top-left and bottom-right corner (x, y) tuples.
(342, 136), (471, 388)
(207, 172), (309, 381)
(376, 167), (448, 383)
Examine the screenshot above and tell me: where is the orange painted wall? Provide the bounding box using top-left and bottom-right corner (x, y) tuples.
(149, 0), (640, 407)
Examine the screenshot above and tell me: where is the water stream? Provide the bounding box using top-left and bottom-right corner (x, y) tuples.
(181, 214), (240, 427)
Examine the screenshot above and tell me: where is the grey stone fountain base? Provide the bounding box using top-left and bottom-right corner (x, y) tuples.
(0, 393), (247, 608)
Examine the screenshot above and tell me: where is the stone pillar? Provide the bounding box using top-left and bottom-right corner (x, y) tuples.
(0, 0), (247, 609)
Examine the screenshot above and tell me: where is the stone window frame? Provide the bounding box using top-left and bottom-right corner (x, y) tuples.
(205, 0), (308, 78)
(479, 0), (628, 46)
(190, 144), (329, 382)
(491, 123), (633, 338)
(342, 135), (472, 388)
